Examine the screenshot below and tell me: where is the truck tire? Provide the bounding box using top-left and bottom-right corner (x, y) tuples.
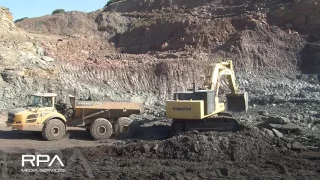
(114, 117), (133, 137)
(127, 120), (141, 138)
(65, 108), (75, 120)
(42, 119), (66, 141)
(90, 118), (113, 140)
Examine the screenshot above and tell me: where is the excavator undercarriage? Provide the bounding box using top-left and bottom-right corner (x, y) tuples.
(172, 116), (240, 132)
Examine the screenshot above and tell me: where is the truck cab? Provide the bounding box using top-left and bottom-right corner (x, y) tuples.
(6, 93), (67, 140)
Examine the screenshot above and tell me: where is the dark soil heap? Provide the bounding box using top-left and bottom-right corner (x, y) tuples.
(1, 129), (319, 179)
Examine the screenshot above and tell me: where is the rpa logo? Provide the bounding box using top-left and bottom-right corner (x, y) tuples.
(173, 107), (191, 111)
(22, 155), (64, 167)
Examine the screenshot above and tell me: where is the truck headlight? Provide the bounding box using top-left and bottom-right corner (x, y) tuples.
(26, 114), (39, 119)
(26, 114), (39, 123)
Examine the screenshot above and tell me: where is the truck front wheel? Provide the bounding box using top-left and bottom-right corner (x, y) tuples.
(90, 118), (113, 140)
(42, 119), (66, 141)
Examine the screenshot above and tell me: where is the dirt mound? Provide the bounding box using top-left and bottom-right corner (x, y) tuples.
(113, 129), (276, 162)
(15, 10), (101, 37)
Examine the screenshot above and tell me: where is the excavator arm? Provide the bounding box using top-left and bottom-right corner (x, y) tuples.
(202, 60), (238, 93)
(202, 60), (248, 112)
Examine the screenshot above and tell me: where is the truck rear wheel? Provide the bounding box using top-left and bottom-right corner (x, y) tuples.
(114, 117), (133, 137)
(90, 118), (113, 140)
(42, 119), (66, 141)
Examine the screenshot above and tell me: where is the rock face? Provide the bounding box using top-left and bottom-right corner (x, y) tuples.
(16, 10), (101, 36)
(0, 8), (61, 109)
(268, 0), (320, 74)
(0, 7), (14, 28)
(0, 0), (320, 111)
(95, 12), (129, 36)
(100, 0), (310, 76)
(269, 0), (320, 38)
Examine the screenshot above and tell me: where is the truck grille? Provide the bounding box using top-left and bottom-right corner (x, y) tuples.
(7, 113), (15, 123)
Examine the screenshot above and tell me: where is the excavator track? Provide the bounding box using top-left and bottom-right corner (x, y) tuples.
(172, 115), (240, 133)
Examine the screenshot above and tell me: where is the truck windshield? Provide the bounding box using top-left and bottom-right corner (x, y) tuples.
(27, 96), (53, 107)
(27, 95), (42, 107)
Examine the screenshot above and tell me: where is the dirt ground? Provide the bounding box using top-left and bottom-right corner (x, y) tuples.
(0, 112), (319, 179)
(1, 129), (320, 179)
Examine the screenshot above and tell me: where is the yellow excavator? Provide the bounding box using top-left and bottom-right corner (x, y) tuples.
(166, 60), (248, 132)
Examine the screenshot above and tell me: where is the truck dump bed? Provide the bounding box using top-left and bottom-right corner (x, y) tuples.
(74, 100), (141, 111)
(67, 96), (143, 126)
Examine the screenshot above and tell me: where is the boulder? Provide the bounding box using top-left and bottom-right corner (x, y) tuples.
(269, 123), (300, 133)
(281, 123), (300, 131)
(262, 128), (274, 137)
(309, 111), (317, 114)
(295, 114), (303, 121)
(286, 143), (291, 149)
(272, 129), (283, 138)
(140, 144), (150, 153)
(263, 116), (290, 124)
(291, 142), (306, 152)
(151, 144), (159, 152)
(258, 122), (300, 133)
(258, 110), (269, 116)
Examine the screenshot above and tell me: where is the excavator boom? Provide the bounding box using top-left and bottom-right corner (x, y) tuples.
(202, 60), (248, 113)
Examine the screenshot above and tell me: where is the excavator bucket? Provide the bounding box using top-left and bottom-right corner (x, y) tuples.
(226, 92), (248, 113)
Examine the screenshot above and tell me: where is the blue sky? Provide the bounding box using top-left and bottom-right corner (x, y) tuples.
(1, 0), (108, 20)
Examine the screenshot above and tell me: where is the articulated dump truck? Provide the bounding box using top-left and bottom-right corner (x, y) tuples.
(6, 93), (142, 141)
